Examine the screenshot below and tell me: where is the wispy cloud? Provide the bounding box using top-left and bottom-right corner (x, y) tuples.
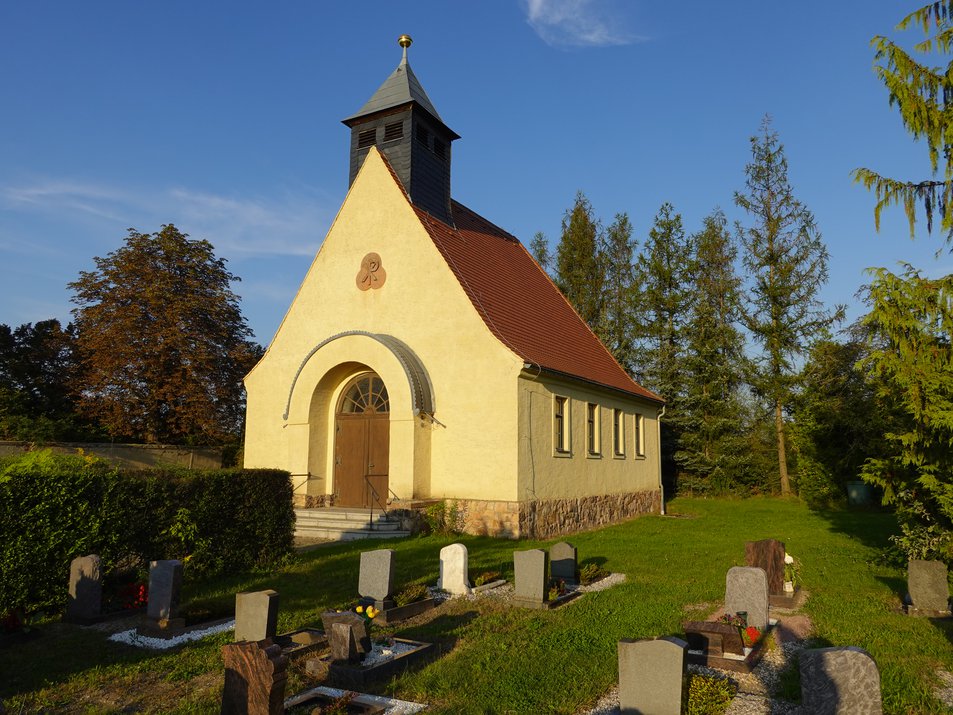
(1, 179), (333, 257)
(522, 0), (642, 48)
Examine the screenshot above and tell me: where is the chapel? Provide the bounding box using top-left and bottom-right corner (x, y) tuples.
(243, 36), (664, 538)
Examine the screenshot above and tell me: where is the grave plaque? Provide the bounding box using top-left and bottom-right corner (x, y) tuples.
(221, 638), (288, 715)
(800, 646), (882, 715)
(66, 554), (102, 622)
(329, 622), (360, 664)
(618, 637), (687, 715)
(908, 559), (950, 614)
(682, 621), (745, 657)
(745, 539), (786, 595)
(320, 611), (371, 655)
(235, 590), (280, 643)
(358, 549), (395, 607)
(550, 542), (578, 585)
(725, 566), (769, 630)
(438, 543), (471, 595)
(513, 549), (548, 604)
(147, 559), (182, 621)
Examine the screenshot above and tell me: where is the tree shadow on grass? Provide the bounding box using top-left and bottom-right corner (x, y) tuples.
(394, 609), (480, 655)
(809, 507), (898, 553)
(874, 575), (908, 609)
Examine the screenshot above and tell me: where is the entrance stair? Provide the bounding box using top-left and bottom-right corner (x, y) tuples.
(294, 507), (410, 542)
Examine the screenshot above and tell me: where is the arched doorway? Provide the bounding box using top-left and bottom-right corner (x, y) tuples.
(334, 372), (389, 508)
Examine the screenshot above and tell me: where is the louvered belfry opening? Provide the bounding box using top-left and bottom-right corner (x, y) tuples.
(342, 36), (460, 225)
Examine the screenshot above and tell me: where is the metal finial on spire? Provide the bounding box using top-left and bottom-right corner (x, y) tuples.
(398, 34), (412, 63)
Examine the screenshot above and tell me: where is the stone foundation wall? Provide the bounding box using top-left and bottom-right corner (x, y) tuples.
(293, 493), (334, 509)
(449, 490), (660, 539)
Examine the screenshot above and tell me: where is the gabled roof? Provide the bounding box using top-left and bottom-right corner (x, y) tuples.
(409, 194), (663, 403)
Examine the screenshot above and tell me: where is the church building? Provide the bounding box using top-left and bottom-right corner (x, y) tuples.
(243, 36), (664, 538)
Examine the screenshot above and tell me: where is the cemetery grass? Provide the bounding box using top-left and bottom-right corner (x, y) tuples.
(3, 499), (953, 714)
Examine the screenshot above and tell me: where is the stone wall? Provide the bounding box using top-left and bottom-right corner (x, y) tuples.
(293, 493), (334, 509)
(451, 490), (660, 539)
(0, 441), (222, 470)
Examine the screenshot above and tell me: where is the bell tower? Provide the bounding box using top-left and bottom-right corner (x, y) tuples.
(342, 35), (460, 225)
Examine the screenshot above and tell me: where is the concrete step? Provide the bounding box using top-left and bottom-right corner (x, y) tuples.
(293, 507), (410, 542)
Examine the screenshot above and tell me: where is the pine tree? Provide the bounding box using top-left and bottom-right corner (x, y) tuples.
(675, 210), (750, 493)
(555, 192), (604, 330)
(530, 231), (552, 274)
(735, 118), (843, 496)
(599, 213), (640, 374)
(853, 2), (953, 239)
(69, 225), (261, 444)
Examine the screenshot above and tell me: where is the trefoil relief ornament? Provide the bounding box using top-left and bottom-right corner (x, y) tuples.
(356, 252), (386, 291)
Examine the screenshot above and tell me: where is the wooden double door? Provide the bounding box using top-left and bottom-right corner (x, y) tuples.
(334, 373), (390, 508)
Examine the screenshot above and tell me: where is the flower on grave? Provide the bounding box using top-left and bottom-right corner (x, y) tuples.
(354, 604), (378, 623)
(716, 612), (747, 629)
(117, 582), (148, 609)
(743, 626), (762, 647)
(548, 578), (567, 601)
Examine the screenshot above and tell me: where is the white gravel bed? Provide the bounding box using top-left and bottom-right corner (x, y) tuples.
(463, 572), (626, 603)
(107, 619), (234, 649)
(285, 685), (426, 714)
(361, 640), (419, 667)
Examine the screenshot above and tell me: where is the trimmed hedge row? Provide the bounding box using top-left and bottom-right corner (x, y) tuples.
(0, 450), (294, 615)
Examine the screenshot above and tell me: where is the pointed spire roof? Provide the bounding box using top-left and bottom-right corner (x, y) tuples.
(343, 35), (457, 137)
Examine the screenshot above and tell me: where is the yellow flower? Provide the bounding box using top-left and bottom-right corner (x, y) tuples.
(367, 606), (377, 618)
(356, 605), (364, 614)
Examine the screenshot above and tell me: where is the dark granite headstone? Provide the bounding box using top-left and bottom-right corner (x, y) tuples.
(234, 590), (280, 643)
(320, 611), (371, 655)
(683, 621), (745, 656)
(618, 637), (687, 715)
(514, 549), (548, 604)
(358, 549), (395, 607)
(550, 542), (578, 585)
(329, 621), (360, 663)
(221, 638), (288, 715)
(800, 646), (882, 714)
(725, 566), (769, 630)
(65, 554), (102, 622)
(147, 559), (183, 621)
(745, 539), (786, 595)
(908, 559), (950, 613)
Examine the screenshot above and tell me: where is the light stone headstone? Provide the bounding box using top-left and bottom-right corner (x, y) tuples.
(800, 646), (882, 715)
(550, 542), (578, 585)
(438, 543), (471, 595)
(725, 566), (769, 630)
(908, 559), (950, 613)
(147, 559), (183, 621)
(66, 554), (102, 622)
(234, 590), (280, 642)
(358, 549), (395, 606)
(618, 637), (687, 715)
(514, 549), (548, 603)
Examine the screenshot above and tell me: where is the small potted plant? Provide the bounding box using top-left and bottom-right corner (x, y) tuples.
(783, 553), (800, 593)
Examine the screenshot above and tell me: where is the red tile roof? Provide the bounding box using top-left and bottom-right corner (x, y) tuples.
(412, 200), (662, 403)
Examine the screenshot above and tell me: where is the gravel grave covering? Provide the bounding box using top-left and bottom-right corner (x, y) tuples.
(108, 619), (235, 649)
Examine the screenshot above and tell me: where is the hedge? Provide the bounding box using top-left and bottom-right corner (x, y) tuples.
(0, 450), (294, 616)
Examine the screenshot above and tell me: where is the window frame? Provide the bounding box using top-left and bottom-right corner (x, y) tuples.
(635, 413), (645, 458)
(612, 408), (625, 458)
(554, 395), (571, 455)
(586, 402), (601, 457)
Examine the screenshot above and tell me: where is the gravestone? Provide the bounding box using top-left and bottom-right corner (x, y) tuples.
(221, 638), (288, 715)
(800, 646), (882, 715)
(358, 549), (395, 609)
(725, 566), (769, 630)
(320, 611), (371, 655)
(745, 539), (786, 595)
(908, 559), (950, 614)
(683, 621), (745, 657)
(65, 554), (102, 623)
(329, 621), (361, 663)
(513, 549), (548, 604)
(618, 637), (687, 715)
(438, 543), (471, 595)
(550, 542), (578, 585)
(146, 559), (183, 626)
(235, 590), (280, 642)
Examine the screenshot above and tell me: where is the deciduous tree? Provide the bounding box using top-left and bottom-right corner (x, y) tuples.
(69, 225), (261, 444)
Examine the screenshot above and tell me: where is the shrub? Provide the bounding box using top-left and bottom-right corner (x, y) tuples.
(686, 673), (736, 715)
(394, 583), (430, 607)
(473, 570), (501, 587)
(579, 562), (609, 585)
(0, 450), (294, 616)
(423, 500), (462, 535)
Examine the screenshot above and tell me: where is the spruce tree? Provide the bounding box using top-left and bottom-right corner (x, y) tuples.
(675, 210), (750, 493)
(555, 192), (604, 330)
(530, 231), (552, 274)
(599, 213), (640, 374)
(853, 2), (953, 239)
(735, 118), (843, 496)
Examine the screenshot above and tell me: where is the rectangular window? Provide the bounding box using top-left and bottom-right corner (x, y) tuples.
(613, 408), (625, 457)
(635, 414), (645, 457)
(586, 403), (600, 456)
(357, 128), (376, 149)
(554, 396), (569, 454)
(383, 121), (404, 142)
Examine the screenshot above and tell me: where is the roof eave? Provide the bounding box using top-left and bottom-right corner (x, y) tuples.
(520, 364), (666, 405)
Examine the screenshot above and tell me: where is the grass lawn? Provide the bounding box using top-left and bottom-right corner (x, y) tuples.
(3, 497), (953, 714)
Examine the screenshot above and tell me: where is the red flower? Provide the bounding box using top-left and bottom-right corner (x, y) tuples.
(743, 626), (761, 646)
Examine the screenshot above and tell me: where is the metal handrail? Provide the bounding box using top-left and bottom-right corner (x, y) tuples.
(364, 475), (389, 528)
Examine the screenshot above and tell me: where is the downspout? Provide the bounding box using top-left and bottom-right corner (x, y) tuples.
(656, 405), (666, 515)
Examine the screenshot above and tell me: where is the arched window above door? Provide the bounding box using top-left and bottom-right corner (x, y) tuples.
(339, 373), (390, 415)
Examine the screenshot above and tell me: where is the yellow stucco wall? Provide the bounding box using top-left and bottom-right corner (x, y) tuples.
(244, 148), (524, 502)
(516, 372), (661, 501)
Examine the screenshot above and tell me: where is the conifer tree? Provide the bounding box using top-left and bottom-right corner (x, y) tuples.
(735, 118), (843, 496)
(599, 213), (640, 374)
(675, 210), (750, 493)
(853, 2), (953, 239)
(530, 231), (552, 274)
(555, 192), (604, 330)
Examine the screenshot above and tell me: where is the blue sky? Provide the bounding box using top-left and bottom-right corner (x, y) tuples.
(1, 1), (949, 343)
